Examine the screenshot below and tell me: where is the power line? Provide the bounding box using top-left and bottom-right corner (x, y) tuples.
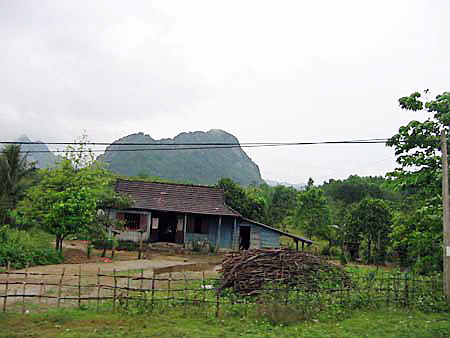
(1, 138), (390, 153)
(4, 138), (391, 153)
(1, 138), (389, 146)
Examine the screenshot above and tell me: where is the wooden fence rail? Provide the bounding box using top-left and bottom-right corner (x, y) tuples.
(0, 269), (444, 316)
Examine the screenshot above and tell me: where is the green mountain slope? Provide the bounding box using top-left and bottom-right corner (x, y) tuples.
(98, 129), (263, 185)
(3, 135), (59, 169)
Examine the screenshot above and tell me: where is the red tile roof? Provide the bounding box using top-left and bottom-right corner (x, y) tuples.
(115, 179), (240, 217)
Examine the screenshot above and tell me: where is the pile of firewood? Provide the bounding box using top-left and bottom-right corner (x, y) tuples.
(219, 249), (351, 295)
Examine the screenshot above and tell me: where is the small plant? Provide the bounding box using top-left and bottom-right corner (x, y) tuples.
(191, 240), (205, 252)
(189, 240), (215, 254)
(209, 243), (217, 254)
(339, 252), (348, 265)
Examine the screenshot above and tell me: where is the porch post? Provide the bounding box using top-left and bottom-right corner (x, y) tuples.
(232, 217), (238, 251)
(183, 214), (187, 248)
(216, 216), (222, 251)
(147, 211), (151, 240)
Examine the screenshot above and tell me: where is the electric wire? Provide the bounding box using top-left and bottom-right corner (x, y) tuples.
(0, 138), (390, 154)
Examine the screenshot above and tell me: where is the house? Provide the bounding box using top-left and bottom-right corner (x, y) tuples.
(107, 179), (312, 251)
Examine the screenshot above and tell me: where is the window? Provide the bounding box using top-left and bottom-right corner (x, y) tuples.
(124, 213), (140, 230)
(187, 215), (208, 234)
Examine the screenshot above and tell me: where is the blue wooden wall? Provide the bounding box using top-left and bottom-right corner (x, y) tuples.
(240, 220), (280, 249)
(183, 216), (281, 250)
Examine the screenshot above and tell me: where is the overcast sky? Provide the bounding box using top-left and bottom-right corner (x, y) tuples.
(1, 0), (449, 184)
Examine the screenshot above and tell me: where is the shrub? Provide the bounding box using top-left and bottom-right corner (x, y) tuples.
(91, 239), (139, 251)
(0, 226), (63, 269)
(321, 245), (341, 258)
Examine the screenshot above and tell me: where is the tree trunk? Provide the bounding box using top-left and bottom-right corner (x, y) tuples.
(55, 235), (64, 253)
(55, 235), (61, 251)
(102, 240), (107, 257)
(367, 239), (372, 264)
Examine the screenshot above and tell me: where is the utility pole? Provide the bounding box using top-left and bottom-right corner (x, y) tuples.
(440, 130), (450, 301)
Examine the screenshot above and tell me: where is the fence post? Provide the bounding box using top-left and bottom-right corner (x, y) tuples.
(22, 265), (28, 314)
(168, 272), (172, 300)
(200, 271), (207, 305)
(78, 265), (82, 308)
(404, 272), (409, 306)
(215, 288), (220, 318)
(57, 268), (65, 309)
(386, 272), (390, 306)
(96, 267), (101, 312)
(151, 272), (156, 312)
(113, 269), (117, 312)
(126, 269), (130, 310)
(183, 272), (188, 314)
(2, 271), (9, 312)
(43, 282), (47, 305)
(39, 281), (44, 306)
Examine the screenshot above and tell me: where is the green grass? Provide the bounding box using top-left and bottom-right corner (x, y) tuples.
(0, 306), (449, 337)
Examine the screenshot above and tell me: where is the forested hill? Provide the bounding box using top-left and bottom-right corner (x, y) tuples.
(98, 129), (264, 185)
(14, 135), (58, 168)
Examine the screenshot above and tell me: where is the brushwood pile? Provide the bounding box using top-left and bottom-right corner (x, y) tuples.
(219, 249), (351, 295)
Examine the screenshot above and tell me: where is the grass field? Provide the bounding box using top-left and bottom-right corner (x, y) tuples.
(1, 306), (449, 337)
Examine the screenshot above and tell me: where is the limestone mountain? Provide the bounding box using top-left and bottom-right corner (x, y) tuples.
(98, 129), (264, 185)
(3, 135), (59, 169)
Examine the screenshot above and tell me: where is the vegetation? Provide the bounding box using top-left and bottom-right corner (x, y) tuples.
(0, 226), (62, 269)
(16, 135), (115, 252)
(1, 267), (448, 337)
(345, 198), (391, 264)
(1, 91), (449, 280)
(98, 129), (264, 186)
(295, 180), (330, 239)
(386, 90), (450, 273)
(0, 144), (36, 224)
(0, 306), (448, 338)
(1, 264), (448, 336)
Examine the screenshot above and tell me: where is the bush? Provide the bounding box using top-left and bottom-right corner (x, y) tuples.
(321, 245), (341, 258)
(0, 226), (63, 269)
(91, 239), (139, 251)
(413, 256), (442, 275)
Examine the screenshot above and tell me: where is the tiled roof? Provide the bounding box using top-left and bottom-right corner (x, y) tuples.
(114, 179), (240, 217)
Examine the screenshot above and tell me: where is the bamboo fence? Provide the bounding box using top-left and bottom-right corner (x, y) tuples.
(0, 268), (444, 317)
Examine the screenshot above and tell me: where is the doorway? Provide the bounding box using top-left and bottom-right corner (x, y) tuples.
(239, 226), (250, 250)
(157, 212), (177, 243)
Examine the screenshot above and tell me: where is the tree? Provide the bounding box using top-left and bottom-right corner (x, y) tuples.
(322, 175), (386, 205)
(321, 175), (398, 238)
(386, 91), (450, 271)
(0, 145), (35, 224)
(295, 186), (330, 240)
(266, 185), (298, 227)
(386, 91), (449, 199)
(390, 203), (442, 273)
(345, 198), (391, 264)
(217, 178), (267, 223)
(91, 189), (133, 257)
(17, 137), (113, 251)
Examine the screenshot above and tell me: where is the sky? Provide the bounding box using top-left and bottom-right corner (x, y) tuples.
(1, 0), (449, 184)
